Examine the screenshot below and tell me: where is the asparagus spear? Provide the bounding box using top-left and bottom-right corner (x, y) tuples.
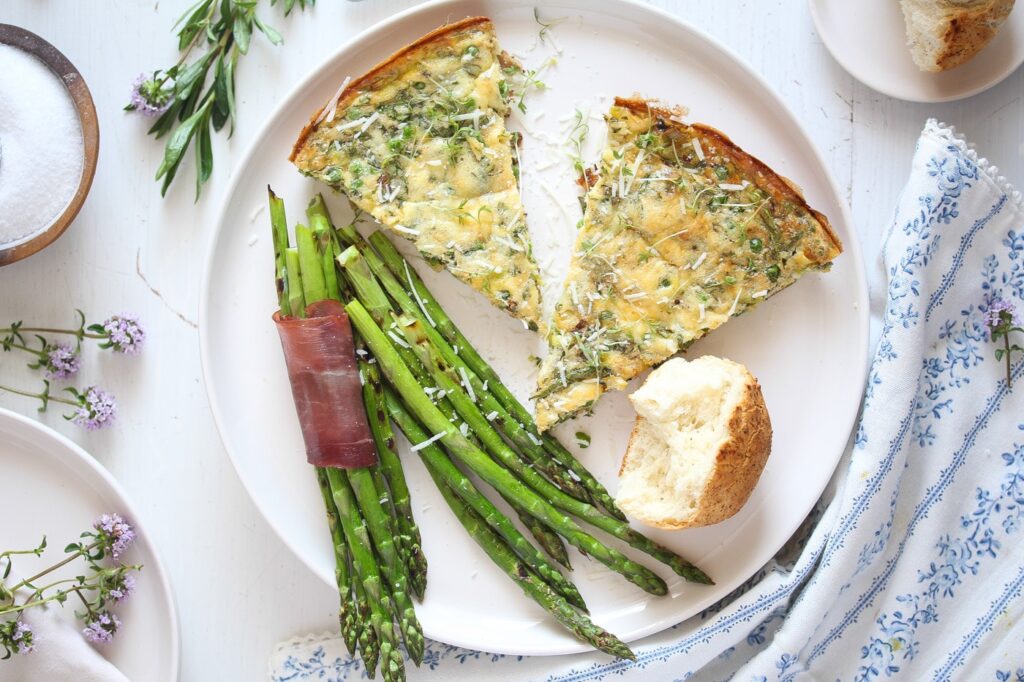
(352, 577), (378, 674)
(269, 187), (292, 317)
(284, 200), (423, 679)
(388, 394), (632, 659)
(366, 231), (626, 520)
(315, 469), (358, 656)
(337, 244), (590, 503)
(363, 356), (427, 601)
(514, 506), (572, 570)
(313, 206), (429, 599)
(439, 488), (635, 660)
(347, 467), (425, 664)
(296, 210), (425, 665)
(274, 198), (372, 665)
(339, 248), (577, 579)
(284, 248), (305, 316)
(326, 469), (405, 682)
(295, 224), (327, 304)
(398, 314), (711, 586)
(347, 299), (667, 596)
(384, 389), (585, 610)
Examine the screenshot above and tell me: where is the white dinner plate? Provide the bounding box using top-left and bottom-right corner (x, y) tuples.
(811, 0), (1024, 102)
(0, 408), (180, 680)
(201, 0), (869, 656)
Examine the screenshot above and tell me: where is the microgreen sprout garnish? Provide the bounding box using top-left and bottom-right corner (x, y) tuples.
(128, 0), (315, 199)
(568, 108), (590, 187)
(574, 431), (591, 449)
(505, 56), (555, 115)
(985, 298), (1023, 388)
(534, 7), (567, 46)
(0, 515), (142, 657)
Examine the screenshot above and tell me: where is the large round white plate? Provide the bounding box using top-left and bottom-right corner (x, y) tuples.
(0, 408), (180, 680)
(811, 0), (1024, 102)
(201, 0), (869, 656)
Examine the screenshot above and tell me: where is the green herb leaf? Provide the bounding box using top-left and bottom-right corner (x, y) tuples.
(176, 0), (215, 51)
(196, 109), (214, 200)
(574, 432), (591, 449)
(211, 55), (231, 131)
(224, 50), (238, 135)
(233, 12), (252, 55)
(253, 13), (283, 45)
(156, 97), (213, 196)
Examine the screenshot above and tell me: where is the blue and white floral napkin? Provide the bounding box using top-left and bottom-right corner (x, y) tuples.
(269, 119), (1024, 681)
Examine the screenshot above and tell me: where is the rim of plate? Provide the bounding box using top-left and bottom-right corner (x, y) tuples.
(0, 407), (182, 680)
(200, 0), (870, 653)
(808, 0), (1024, 103)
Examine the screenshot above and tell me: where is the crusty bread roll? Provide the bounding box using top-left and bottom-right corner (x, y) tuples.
(900, 0), (1015, 72)
(615, 356), (771, 530)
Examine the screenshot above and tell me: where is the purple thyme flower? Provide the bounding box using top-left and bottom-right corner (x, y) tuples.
(128, 73), (172, 117)
(102, 314), (145, 355)
(45, 344), (80, 380)
(109, 573), (136, 603)
(94, 513), (135, 559)
(82, 612), (120, 645)
(12, 621), (34, 655)
(72, 387), (117, 431)
(985, 298), (1020, 330)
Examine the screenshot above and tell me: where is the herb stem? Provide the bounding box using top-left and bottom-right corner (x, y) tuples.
(0, 384), (75, 407)
(2, 342), (48, 359)
(6, 327), (103, 340)
(7, 542), (99, 594)
(1006, 333), (1013, 388)
(1, 585), (91, 616)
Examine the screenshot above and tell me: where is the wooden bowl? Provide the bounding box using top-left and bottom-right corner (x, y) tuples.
(0, 24), (99, 267)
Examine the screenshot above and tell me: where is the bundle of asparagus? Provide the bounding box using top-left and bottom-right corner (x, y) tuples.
(270, 190), (714, 667)
(270, 190), (424, 681)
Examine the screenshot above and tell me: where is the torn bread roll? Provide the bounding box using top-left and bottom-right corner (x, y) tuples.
(900, 0), (1016, 72)
(616, 356), (772, 530)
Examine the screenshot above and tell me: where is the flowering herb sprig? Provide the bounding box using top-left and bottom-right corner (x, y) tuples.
(986, 298), (1023, 388)
(127, 0), (315, 199)
(0, 335), (81, 380)
(0, 380), (118, 431)
(0, 515), (141, 658)
(2, 310), (145, 357)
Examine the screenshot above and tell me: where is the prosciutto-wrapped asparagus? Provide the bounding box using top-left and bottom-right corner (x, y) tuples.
(273, 299), (377, 469)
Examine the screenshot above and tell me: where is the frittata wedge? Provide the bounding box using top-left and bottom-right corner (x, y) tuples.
(534, 98), (842, 431)
(291, 17), (544, 328)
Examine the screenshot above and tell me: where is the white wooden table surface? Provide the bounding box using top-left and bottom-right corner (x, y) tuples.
(1, 1), (1021, 679)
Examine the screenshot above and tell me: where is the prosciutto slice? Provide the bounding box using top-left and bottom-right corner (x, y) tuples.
(273, 299), (377, 468)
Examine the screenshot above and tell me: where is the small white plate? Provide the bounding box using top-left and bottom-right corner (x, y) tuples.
(201, 0), (869, 656)
(0, 409), (180, 680)
(811, 0), (1024, 102)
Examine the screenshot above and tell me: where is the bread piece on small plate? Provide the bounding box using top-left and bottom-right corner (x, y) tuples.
(900, 0), (1016, 72)
(616, 356), (771, 530)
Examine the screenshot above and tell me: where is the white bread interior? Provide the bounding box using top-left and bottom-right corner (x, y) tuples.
(900, 0), (1015, 72)
(615, 356), (772, 530)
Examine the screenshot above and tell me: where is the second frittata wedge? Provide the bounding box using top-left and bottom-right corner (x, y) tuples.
(534, 98), (842, 431)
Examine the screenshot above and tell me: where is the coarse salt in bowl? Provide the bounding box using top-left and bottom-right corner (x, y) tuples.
(0, 24), (98, 266)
